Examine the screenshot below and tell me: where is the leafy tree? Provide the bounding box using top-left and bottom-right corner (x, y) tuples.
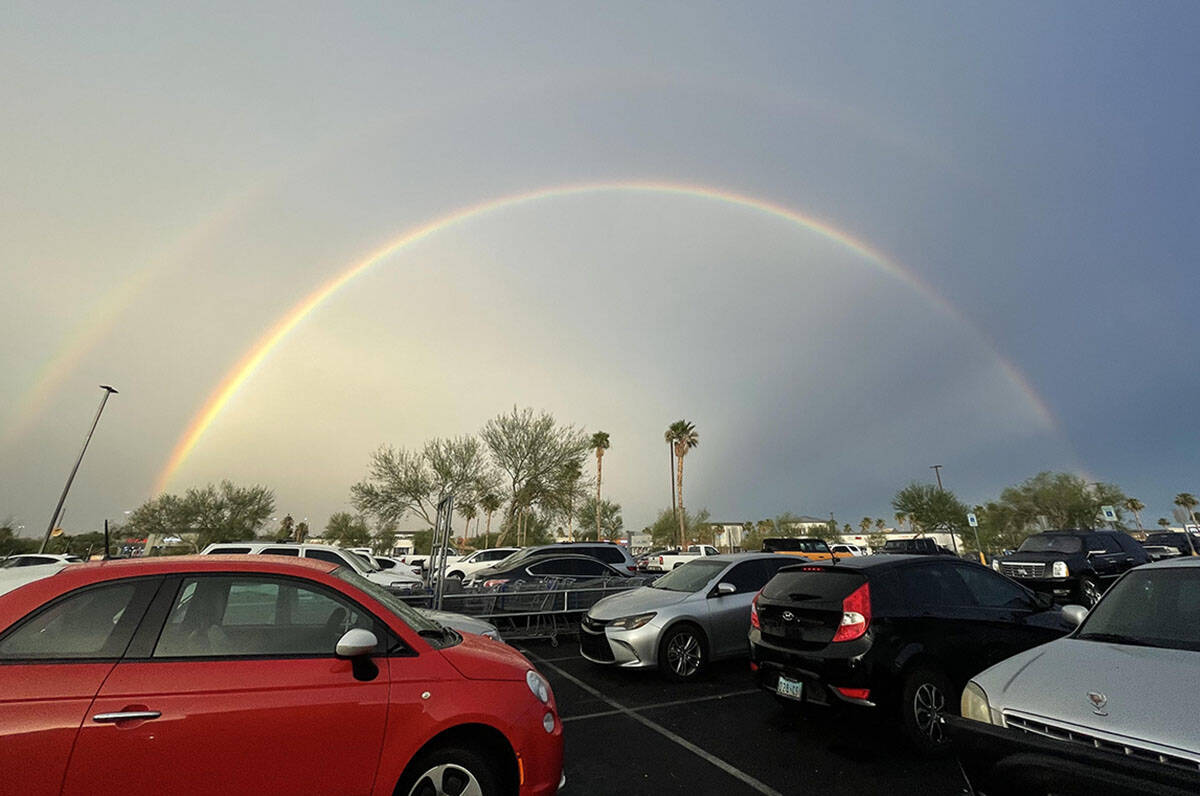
(480, 407), (589, 545)
(665, 420), (699, 547)
(1174, 493), (1198, 523)
(577, 497), (623, 541)
(372, 521), (398, 556)
(351, 436), (492, 530)
(648, 506), (711, 549)
(275, 514), (296, 542)
(892, 483), (969, 537)
(867, 532), (887, 552)
(590, 432), (611, 543)
(456, 502), (478, 547)
(998, 472), (1125, 530)
(325, 512), (370, 547)
(126, 481), (274, 549)
(1123, 498), (1145, 530)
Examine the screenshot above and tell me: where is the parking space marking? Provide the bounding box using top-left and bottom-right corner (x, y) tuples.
(536, 659), (785, 796)
(563, 688), (762, 723)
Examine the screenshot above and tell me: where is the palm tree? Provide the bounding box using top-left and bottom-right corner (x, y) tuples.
(875, 518), (886, 532)
(894, 512), (907, 534)
(1123, 498), (1145, 530)
(455, 502), (477, 553)
(859, 517), (872, 535)
(1157, 517), (1171, 529)
(560, 461), (582, 541)
(479, 493), (502, 548)
(665, 420), (699, 547)
(590, 432), (610, 543)
(1175, 493), (1198, 523)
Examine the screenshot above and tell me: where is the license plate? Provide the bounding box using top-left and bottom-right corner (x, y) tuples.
(777, 675), (804, 701)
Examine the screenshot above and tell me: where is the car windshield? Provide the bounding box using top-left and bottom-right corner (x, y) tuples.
(331, 567), (443, 635)
(1017, 535), (1083, 554)
(651, 559), (727, 592)
(1145, 534), (1183, 547)
(763, 538), (828, 553)
(1076, 568), (1200, 652)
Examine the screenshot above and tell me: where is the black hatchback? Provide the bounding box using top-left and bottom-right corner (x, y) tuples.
(749, 555), (1072, 754)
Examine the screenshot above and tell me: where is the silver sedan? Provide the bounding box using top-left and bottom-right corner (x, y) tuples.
(580, 553), (795, 681)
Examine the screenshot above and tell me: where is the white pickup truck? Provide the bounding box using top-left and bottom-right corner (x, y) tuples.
(646, 544), (721, 572)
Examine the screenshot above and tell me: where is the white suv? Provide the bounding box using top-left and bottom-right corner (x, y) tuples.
(201, 542), (422, 593)
(446, 548), (521, 579)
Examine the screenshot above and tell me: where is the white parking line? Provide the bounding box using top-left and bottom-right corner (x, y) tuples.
(536, 659), (784, 796)
(563, 688), (762, 723)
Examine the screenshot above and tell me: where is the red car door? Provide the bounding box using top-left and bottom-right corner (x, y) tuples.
(62, 574), (393, 796)
(0, 579), (158, 796)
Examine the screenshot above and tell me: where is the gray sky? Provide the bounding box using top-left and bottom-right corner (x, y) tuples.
(3, 2), (1198, 537)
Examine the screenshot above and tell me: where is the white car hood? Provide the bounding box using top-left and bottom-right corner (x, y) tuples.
(978, 638), (1200, 754)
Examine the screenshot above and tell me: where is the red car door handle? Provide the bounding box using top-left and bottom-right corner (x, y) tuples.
(92, 711), (161, 723)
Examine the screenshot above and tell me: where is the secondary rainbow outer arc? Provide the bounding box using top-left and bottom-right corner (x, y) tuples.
(155, 180), (1060, 493)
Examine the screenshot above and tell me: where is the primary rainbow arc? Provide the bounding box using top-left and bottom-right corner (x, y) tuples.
(155, 179), (1058, 493)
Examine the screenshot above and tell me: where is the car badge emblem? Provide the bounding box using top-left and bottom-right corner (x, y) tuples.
(781, 611), (795, 622)
(1088, 691), (1108, 716)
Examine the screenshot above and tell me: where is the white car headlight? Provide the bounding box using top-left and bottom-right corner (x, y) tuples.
(1052, 560), (1069, 578)
(608, 612), (656, 630)
(526, 670), (551, 704)
(991, 559), (1000, 571)
(961, 681), (1003, 725)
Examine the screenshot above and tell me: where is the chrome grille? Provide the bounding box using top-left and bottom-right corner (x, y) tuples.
(1005, 714), (1200, 774)
(1000, 562), (1046, 578)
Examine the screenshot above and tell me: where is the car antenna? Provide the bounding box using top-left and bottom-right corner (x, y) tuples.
(102, 519), (111, 560)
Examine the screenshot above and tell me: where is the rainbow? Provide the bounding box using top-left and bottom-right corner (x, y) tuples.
(155, 179), (1060, 493)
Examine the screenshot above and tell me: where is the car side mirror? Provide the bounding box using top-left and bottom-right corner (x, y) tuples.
(1062, 605), (1088, 628)
(335, 628), (378, 658)
(712, 582), (736, 597)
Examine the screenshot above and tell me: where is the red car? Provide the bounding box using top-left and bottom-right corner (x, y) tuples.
(0, 556), (563, 796)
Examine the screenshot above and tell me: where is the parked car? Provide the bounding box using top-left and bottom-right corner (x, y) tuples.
(830, 543), (865, 557)
(1, 554), (83, 568)
(445, 547), (522, 580)
(404, 547), (465, 573)
(201, 542), (422, 593)
(1142, 531), (1200, 559)
(761, 537), (835, 560)
(582, 553), (798, 681)
(0, 556), (562, 795)
(645, 544), (720, 572)
(467, 542), (638, 583)
(635, 548), (678, 572)
(951, 557), (1200, 795)
(463, 554), (629, 588)
(370, 555), (422, 576)
(878, 537), (954, 555)
(992, 530), (1149, 606)
(749, 555), (1073, 753)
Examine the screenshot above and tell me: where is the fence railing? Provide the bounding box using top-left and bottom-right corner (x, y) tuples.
(399, 577), (653, 645)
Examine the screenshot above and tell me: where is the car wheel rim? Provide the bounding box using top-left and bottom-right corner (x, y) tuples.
(667, 632), (701, 677)
(408, 763), (484, 796)
(1083, 581), (1100, 606)
(913, 682), (946, 744)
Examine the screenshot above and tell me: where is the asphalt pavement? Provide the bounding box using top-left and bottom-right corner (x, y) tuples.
(515, 641), (965, 796)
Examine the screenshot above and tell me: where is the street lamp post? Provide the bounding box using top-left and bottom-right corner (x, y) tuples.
(40, 385), (118, 553)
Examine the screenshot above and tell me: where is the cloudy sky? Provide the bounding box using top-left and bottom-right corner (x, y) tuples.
(3, 2), (1197, 537)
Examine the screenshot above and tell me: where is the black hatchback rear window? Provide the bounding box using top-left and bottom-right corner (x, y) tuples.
(762, 568), (865, 602)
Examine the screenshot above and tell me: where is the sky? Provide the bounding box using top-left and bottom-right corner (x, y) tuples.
(3, 1), (1198, 539)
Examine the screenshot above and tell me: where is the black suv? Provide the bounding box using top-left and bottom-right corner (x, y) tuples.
(1143, 531), (1200, 559)
(992, 530), (1148, 606)
(879, 537), (955, 555)
(749, 555), (1071, 753)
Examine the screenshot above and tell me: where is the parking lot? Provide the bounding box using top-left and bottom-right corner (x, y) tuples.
(514, 640), (964, 796)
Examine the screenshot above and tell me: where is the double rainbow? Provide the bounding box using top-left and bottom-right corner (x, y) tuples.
(155, 179), (1058, 493)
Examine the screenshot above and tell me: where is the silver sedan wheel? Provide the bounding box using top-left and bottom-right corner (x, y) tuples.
(1081, 579), (1102, 607)
(666, 630), (702, 678)
(407, 763), (484, 796)
(913, 682), (946, 744)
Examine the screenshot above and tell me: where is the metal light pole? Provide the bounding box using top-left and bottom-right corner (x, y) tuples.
(40, 385), (118, 553)
(930, 464), (944, 491)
